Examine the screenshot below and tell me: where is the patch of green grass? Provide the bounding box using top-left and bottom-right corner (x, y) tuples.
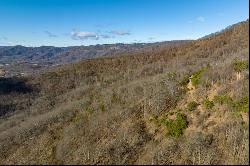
(186, 101), (199, 111)
(203, 98), (214, 109)
(161, 112), (188, 138)
(232, 60), (249, 72)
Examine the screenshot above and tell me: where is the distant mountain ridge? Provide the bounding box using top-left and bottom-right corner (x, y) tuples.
(0, 40), (190, 77)
(0, 41), (190, 63)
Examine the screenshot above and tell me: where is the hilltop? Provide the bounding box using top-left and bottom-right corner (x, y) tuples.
(0, 20), (249, 164)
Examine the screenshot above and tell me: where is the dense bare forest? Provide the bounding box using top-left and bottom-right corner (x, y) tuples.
(0, 20), (249, 164)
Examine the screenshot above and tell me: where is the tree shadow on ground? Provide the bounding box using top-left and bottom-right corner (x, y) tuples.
(0, 77), (35, 117)
(0, 77), (33, 95)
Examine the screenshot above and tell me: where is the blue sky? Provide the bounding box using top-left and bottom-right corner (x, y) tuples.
(0, 0), (248, 47)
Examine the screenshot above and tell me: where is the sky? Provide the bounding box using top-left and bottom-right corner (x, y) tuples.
(0, 0), (249, 47)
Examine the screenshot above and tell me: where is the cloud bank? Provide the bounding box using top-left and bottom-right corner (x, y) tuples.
(110, 30), (131, 36)
(71, 30), (99, 40)
(70, 29), (131, 40)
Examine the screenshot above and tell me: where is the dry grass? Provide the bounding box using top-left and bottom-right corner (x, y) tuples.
(0, 20), (248, 165)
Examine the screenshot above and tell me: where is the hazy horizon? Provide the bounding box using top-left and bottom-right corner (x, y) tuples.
(0, 0), (249, 47)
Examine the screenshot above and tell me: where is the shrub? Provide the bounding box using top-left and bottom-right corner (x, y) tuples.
(179, 68), (207, 88)
(214, 95), (249, 113)
(186, 101), (199, 111)
(190, 68), (207, 87)
(232, 60), (249, 72)
(232, 96), (249, 113)
(167, 72), (177, 81)
(86, 106), (95, 113)
(71, 111), (81, 122)
(111, 90), (121, 103)
(203, 98), (214, 109)
(203, 82), (212, 89)
(99, 102), (106, 112)
(179, 74), (190, 87)
(161, 112), (188, 138)
(213, 95), (233, 105)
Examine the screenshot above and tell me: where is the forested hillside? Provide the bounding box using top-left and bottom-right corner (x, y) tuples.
(0, 20), (248, 165)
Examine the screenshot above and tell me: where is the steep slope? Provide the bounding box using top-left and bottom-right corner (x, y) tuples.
(0, 20), (248, 164)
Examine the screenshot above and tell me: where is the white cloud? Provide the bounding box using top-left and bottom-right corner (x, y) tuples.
(197, 16), (205, 22)
(71, 30), (99, 40)
(110, 30), (131, 36)
(70, 29), (131, 41)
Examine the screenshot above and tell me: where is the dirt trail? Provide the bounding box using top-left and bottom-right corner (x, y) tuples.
(184, 78), (222, 134)
(187, 76), (196, 101)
